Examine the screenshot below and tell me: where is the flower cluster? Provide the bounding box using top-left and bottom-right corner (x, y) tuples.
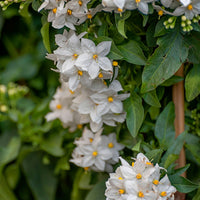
(105, 153), (176, 200)
(47, 30), (114, 91)
(45, 78), (129, 132)
(38, 0), (102, 29)
(70, 127), (124, 172)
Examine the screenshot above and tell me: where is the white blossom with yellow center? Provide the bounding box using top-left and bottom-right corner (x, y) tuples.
(105, 154), (176, 200)
(173, 0), (200, 19)
(75, 38), (113, 79)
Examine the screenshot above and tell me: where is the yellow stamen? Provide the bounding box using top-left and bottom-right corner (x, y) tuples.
(153, 180), (159, 185)
(92, 151), (98, 156)
(187, 4), (193, 10)
(117, 8), (123, 12)
(67, 9), (72, 15)
(138, 191), (144, 198)
(84, 167), (89, 171)
(56, 104), (62, 109)
(89, 138), (93, 143)
(93, 54), (98, 60)
(73, 53), (78, 59)
(103, 81), (107, 85)
(146, 162), (152, 165)
(108, 142), (114, 148)
(112, 61), (118, 66)
(160, 191), (167, 197)
(136, 173), (142, 179)
(98, 73), (103, 78)
(78, 0), (82, 6)
(77, 124), (83, 129)
(118, 177), (123, 180)
(53, 8), (57, 14)
(158, 10), (163, 16)
(118, 189), (125, 194)
(69, 90), (74, 94)
(108, 97), (113, 103)
(135, 0), (141, 3)
(132, 162), (135, 167)
(87, 14), (92, 19)
(78, 70), (83, 76)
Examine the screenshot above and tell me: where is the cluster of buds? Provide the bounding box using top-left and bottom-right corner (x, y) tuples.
(105, 153), (176, 200)
(0, 0), (25, 10)
(0, 83), (29, 114)
(70, 127), (124, 172)
(163, 16), (177, 29)
(181, 15), (193, 32)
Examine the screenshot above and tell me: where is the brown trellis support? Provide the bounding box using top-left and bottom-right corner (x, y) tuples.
(172, 64), (186, 200)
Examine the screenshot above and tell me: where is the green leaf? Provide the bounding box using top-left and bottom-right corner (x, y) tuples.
(193, 188), (200, 200)
(85, 180), (106, 200)
(118, 40), (147, 65)
(22, 152), (57, 200)
(145, 149), (163, 164)
(0, 175), (17, 200)
(185, 64), (200, 102)
(79, 171), (93, 190)
(0, 137), (21, 168)
(169, 175), (199, 193)
(5, 164), (20, 189)
(142, 89), (161, 108)
(154, 17), (168, 37)
(163, 154), (179, 169)
(185, 143), (200, 165)
(141, 29), (188, 93)
(161, 75), (183, 86)
(155, 102), (175, 149)
(124, 93), (144, 138)
(184, 32), (200, 64)
(19, 0), (32, 18)
(173, 164), (190, 176)
(0, 54), (39, 84)
(132, 140), (141, 152)
(41, 21), (51, 53)
(115, 11), (131, 38)
(40, 133), (64, 157)
(162, 131), (187, 163)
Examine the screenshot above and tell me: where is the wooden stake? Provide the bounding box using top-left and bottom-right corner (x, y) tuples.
(172, 64), (186, 200)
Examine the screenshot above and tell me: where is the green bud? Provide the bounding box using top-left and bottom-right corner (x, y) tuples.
(181, 21), (186, 27)
(168, 17), (173, 23)
(181, 16), (187, 21)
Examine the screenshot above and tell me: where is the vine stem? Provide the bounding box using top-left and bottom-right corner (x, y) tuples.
(172, 64), (186, 200)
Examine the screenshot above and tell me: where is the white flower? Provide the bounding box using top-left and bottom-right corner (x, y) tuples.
(173, 0), (200, 19)
(105, 153), (176, 200)
(180, 0), (191, 7)
(76, 38), (113, 79)
(90, 80), (130, 116)
(155, 175), (176, 200)
(102, 0), (126, 9)
(75, 127), (102, 145)
(101, 133), (124, 163)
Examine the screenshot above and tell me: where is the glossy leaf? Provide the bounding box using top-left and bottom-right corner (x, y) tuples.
(118, 40), (147, 65)
(22, 152), (57, 200)
(169, 175), (199, 193)
(141, 29), (188, 93)
(185, 64), (200, 102)
(155, 102), (175, 149)
(142, 89), (161, 107)
(124, 93), (144, 138)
